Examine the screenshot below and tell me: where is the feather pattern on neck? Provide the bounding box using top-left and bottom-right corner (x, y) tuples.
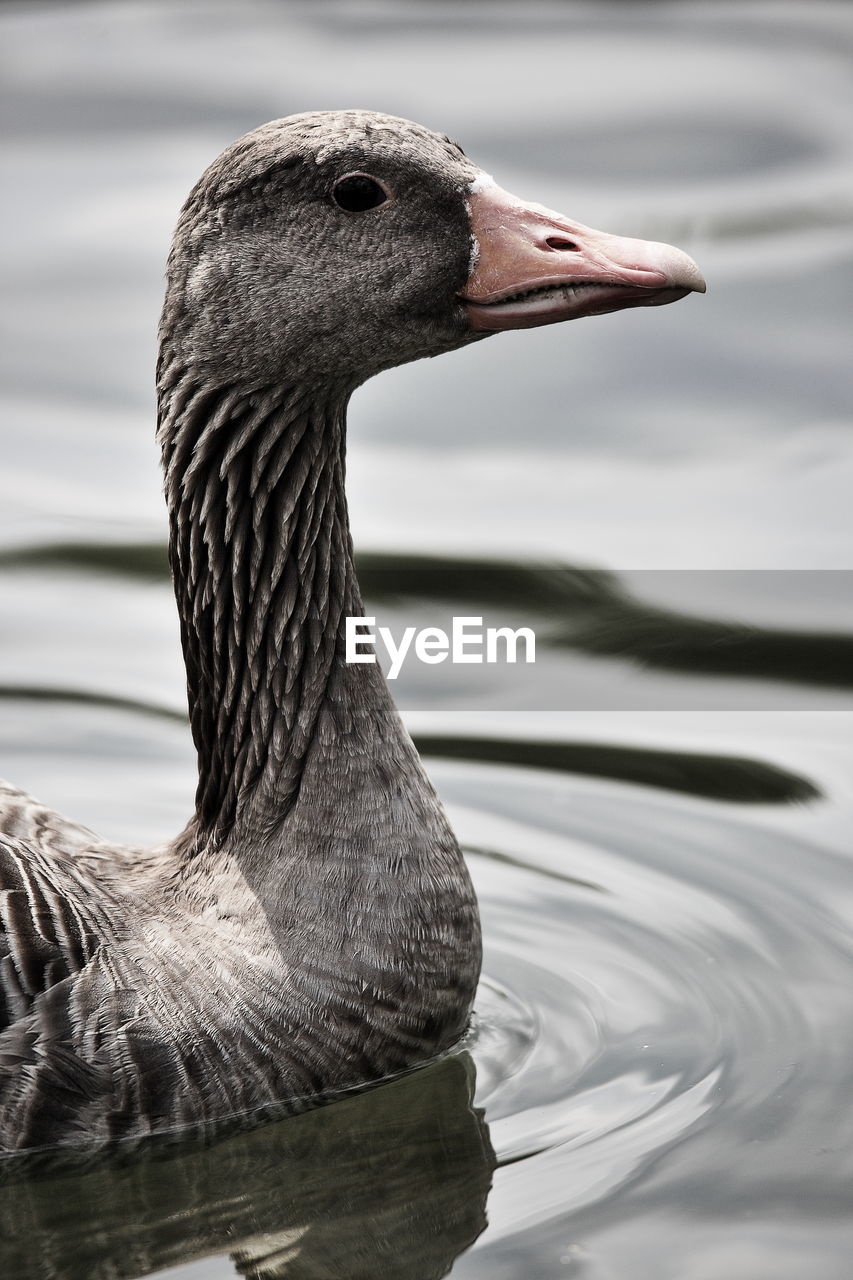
(157, 363), (357, 848)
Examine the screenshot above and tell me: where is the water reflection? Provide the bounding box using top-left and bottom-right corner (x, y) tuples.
(3, 543), (851, 705)
(1, 1055), (493, 1280)
(418, 734), (819, 804)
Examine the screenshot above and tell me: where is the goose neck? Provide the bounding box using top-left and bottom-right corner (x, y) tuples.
(158, 374), (358, 848)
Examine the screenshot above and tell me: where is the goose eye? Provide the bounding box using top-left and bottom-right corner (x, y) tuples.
(332, 173), (390, 212)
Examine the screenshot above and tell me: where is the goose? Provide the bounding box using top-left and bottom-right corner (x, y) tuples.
(0, 110), (704, 1153)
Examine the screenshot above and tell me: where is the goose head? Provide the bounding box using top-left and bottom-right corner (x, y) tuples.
(163, 109), (704, 389)
(157, 109), (705, 845)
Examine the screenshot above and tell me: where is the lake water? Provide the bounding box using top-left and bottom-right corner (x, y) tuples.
(1, 1), (852, 1276)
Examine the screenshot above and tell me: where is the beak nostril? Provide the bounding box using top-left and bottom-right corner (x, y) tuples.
(545, 235), (580, 252)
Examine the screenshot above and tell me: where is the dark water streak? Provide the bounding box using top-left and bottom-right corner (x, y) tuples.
(4, 542), (851, 694)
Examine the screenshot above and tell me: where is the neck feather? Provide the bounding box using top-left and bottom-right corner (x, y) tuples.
(158, 365), (357, 845)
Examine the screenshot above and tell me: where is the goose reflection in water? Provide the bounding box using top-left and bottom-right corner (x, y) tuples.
(0, 1054), (494, 1280)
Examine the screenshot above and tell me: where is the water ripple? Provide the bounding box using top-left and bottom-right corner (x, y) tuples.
(434, 757), (853, 1256)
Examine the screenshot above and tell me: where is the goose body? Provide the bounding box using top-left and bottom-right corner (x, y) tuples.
(0, 111), (704, 1152)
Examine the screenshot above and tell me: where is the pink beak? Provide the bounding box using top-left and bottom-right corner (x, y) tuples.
(461, 183), (705, 331)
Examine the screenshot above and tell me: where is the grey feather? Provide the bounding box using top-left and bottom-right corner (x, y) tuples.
(1, 111), (484, 1152)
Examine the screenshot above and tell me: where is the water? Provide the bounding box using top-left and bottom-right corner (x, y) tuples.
(1, 2), (852, 1276)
